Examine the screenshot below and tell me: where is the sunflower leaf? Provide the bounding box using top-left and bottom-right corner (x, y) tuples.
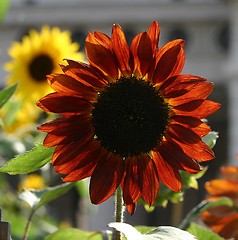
(44, 228), (104, 240)
(187, 223), (223, 240)
(0, 84), (18, 108)
(0, 143), (54, 175)
(108, 222), (196, 240)
(19, 182), (75, 211)
(0, 0), (9, 23)
(179, 197), (233, 230)
(202, 131), (218, 149)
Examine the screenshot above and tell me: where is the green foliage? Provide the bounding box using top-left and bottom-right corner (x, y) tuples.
(0, 0), (9, 23)
(109, 222), (196, 240)
(45, 228), (104, 240)
(0, 143), (54, 174)
(202, 131), (219, 149)
(19, 182), (75, 212)
(0, 84), (17, 108)
(179, 197), (233, 230)
(187, 223), (223, 240)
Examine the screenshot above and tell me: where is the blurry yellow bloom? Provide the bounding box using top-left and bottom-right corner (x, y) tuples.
(18, 173), (46, 192)
(3, 26), (85, 132)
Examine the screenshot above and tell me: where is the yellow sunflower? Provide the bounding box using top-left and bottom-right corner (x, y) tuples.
(18, 173), (46, 192)
(3, 26), (84, 131)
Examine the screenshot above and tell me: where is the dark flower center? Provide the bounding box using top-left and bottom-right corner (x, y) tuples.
(92, 77), (170, 158)
(29, 54), (54, 82)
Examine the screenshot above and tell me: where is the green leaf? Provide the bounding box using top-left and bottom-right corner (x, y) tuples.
(109, 223), (196, 240)
(44, 228), (104, 240)
(19, 182), (75, 211)
(179, 197), (233, 230)
(187, 223), (223, 240)
(0, 84), (17, 108)
(202, 131), (218, 149)
(0, 143), (54, 175)
(0, 0), (9, 23)
(108, 222), (143, 239)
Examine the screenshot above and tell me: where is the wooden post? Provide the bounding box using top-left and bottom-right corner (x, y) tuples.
(0, 209), (11, 240)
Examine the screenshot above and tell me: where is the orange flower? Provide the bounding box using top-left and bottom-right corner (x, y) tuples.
(37, 21), (220, 214)
(201, 166), (238, 239)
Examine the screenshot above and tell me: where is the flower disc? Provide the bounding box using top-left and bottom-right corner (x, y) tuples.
(29, 54), (54, 81)
(92, 77), (169, 157)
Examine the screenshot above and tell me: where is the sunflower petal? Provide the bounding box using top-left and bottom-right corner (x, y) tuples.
(126, 203), (136, 215)
(112, 24), (132, 77)
(153, 40), (185, 84)
(130, 32), (153, 78)
(37, 92), (92, 114)
(159, 74), (206, 92)
(90, 154), (124, 204)
(47, 74), (97, 101)
(166, 82), (214, 106)
(168, 136), (215, 161)
(152, 151), (182, 192)
(173, 99), (221, 118)
(138, 154), (160, 206)
(147, 21), (160, 53)
(86, 33), (118, 81)
(170, 116), (211, 137)
(62, 60), (107, 89)
(123, 157), (141, 205)
(52, 129), (94, 166)
(56, 140), (101, 174)
(158, 140), (201, 174)
(205, 179), (238, 197)
(168, 124), (215, 161)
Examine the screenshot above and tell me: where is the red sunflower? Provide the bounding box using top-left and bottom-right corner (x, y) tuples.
(37, 21), (221, 214)
(201, 166), (238, 239)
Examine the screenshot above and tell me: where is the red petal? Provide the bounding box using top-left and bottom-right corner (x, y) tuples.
(112, 24), (132, 77)
(159, 74), (206, 92)
(122, 157), (141, 205)
(171, 116), (211, 137)
(172, 99), (221, 118)
(216, 214), (238, 239)
(45, 129), (93, 149)
(168, 124), (203, 144)
(47, 74), (97, 101)
(38, 116), (93, 147)
(168, 136), (215, 161)
(37, 92), (92, 114)
(92, 31), (112, 49)
(167, 124), (215, 161)
(130, 32), (153, 78)
(85, 33), (118, 81)
(166, 82), (214, 106)
(90, 154), (124, 204)
(220, 166), (238, 181)
(62, 142), (105, 181)
(205, 179), (238, 197)
(38, 115), (90, 133)
(158, 140), (201, 174)
(62, 60), (107, 89)
(152, 151), (182, 192)
(137, 154), (160, 206)
(147, 21), (160, 53)
(126, 203), (136, 215)
(153, 40), (185, 84)
(52, 128), (94, 166)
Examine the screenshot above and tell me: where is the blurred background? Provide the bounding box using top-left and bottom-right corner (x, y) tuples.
(0, 0), (233, 236)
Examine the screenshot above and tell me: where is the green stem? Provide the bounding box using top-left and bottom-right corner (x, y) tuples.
(22, 209), (35, 240)
(113, 186), (125, 240)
